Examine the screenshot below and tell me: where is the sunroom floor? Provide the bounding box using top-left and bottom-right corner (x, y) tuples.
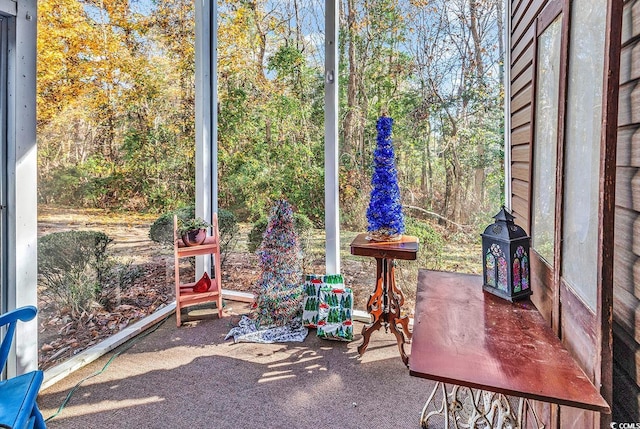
(38, 301), (436, 429)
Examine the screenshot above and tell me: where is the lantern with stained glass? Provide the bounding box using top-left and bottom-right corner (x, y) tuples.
(481, 207), (532, 302)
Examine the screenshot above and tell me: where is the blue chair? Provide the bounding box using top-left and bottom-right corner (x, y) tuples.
(0, 306), (46, 429)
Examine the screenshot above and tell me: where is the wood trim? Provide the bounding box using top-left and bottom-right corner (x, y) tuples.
(529, 0), (568, 336)
(528, 19), (537, 234)
(551, 1), (567, 338)
(560, 279), (598, 376)
(531, 250), (554, 322)
(599, 0), (624, 421)
(552, 0), (570, 339)
(512, 0), (623, 424)
(537, 0), (563, 32)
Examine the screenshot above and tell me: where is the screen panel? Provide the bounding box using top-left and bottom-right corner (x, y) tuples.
(561, 1), (606, 311)
(531, 15), (562, 266)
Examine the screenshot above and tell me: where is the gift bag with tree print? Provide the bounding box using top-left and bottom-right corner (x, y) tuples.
(317, 278), (353, 341)
(302, 274), (324, 327)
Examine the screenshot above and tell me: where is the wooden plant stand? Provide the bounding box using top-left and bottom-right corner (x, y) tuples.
(173, 214), (224, 326)
(350, 233), (419, 366)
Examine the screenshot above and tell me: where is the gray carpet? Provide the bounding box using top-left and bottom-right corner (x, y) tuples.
(38, 303), (437, 429)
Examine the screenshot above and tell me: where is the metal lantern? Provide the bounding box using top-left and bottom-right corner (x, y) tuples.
(481, 206), (532, 302)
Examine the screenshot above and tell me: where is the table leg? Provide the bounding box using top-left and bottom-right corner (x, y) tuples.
(357, 258), (385, 356)
(389, 260), (412, 341)
(419, 382), (542, 428)
(388, 310), (409, 366)
(358, 257), (411, 366)
(386, 261), (410, 366)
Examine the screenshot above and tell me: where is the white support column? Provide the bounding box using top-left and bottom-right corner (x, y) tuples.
(211, 3), (218, 217)
(325, 0), (340, 275)
(503, 0), (512, 210)
(195, 1), (218, 276)
(7, 0), (37, 376)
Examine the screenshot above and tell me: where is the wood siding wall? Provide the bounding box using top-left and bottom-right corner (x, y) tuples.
(510, 0), (624, 427)
(614, 0), (640, 421)
(512, 0), (627, 423)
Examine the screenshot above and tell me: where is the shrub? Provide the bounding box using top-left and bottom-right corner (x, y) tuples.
(218, 209), (239, 265)
(404, 217), (445, 269)
(247, 217), (268, 254)
(148, 206), (195, 245)
(38, 230), (113, 317)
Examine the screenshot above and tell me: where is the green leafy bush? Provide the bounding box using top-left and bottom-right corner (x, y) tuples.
(404, 217), (445, 269)
(218, 209), (239, 265)
(177, 217), (212, 236)
(148, 206), (195, 245)
(248, 212), (313, 253)
(247, 217), (268, 253)
(38, 230), (113, 316)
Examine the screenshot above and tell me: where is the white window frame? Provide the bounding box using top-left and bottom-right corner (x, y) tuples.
(194, 1), (341, 275)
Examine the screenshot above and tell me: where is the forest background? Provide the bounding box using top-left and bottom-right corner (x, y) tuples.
(37, 0), (505, 231)
(35, 0), (506, 368)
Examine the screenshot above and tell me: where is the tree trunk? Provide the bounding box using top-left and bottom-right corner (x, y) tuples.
(342, 0), (358, 161)
(496, 0), (505, 85)
(470, 0), (487, 207)
(248, 0), (268, 82)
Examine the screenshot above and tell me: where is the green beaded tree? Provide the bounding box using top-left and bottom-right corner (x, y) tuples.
(252, 199), (304, 327)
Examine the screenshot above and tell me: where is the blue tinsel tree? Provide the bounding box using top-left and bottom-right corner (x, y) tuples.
(366, 116), (405, 238)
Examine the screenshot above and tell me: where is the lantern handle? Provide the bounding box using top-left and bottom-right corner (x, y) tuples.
(493, 206), (515, 223)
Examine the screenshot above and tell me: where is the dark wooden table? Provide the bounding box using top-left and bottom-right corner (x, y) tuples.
(409, 270), (610, 427)
(350, 233), (419, 366)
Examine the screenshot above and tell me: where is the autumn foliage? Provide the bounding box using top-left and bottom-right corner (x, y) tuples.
(37, 0), (505, 229)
